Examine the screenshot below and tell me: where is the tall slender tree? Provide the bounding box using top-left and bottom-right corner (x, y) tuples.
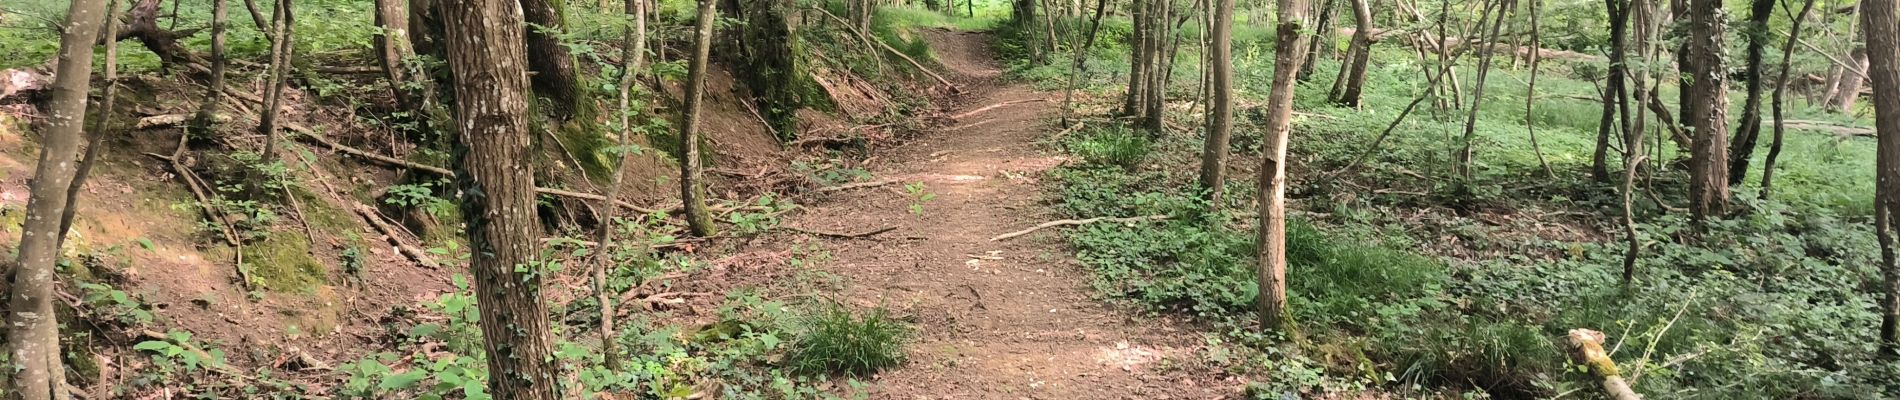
(1762, 0), (1819, 199)
(1727, 0), (1777, 185)
(1258, 0), (1311, 333)
(1593, 0), (1631, 183)
(1684, 0), (1731, 220)
(1198, 0), (1236, 206)
(440, 0), (562, 397)
(255, 0), (295, 193)
(1331, 0), (1372, 106)
(591, 0), (646, 373)
(1454, 0), (1507, 179)
(680, 0), (721, 237)
(1862, 0), (1900, 357)
(193, 0), (230, 131)
(5, 0), (111, 397)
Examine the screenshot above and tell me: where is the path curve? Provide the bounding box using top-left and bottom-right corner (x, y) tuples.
(787, 29), (1230, 399)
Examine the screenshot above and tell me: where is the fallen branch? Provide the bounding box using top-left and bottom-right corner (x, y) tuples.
(291, 130), (673, 215)
(135, 113), (230, 129)
(781, 225), (896, 239)
(351, 203), (440, 270)
(813, 179), (900, 193)
(990, 215), (1169, 241)
(1565, 329), (1643, 400)
(951, 99), (1050, 120)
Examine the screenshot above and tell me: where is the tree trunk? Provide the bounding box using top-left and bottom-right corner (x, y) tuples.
(1762, 0), (1818, 199)
(255, 0), (295, 191)
(1298, 0), (1337, 81)
(1862, 0), (1900, 357)
(1258, 0), (1311, 334)
(680, 0), (720, 237)
(1684, 0), (1731, 220)
(592, 0), (646, 373)
(520, 0), (584, 120)
(1198, 0), (1235, 206)
(193, 0), (229, 131)
(1831, 47), (1870, 113)
(439, 0), (562, 397)
(60, 0), (124, 247)
(737, 0), (801, 138)
(375, 0), (417, 110)
(6, 0), (110, 397)
(1332, 0), (1372, 106)
(1593, 0), (1631, 183)
(1122, 0), (1149, 116)
(1726, 0), (1774, 185)
(1058, 0), (1110, 126)
(1455, 0), (1507, 179)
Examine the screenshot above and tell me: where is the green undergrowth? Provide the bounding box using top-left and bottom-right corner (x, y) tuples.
(1026, 16), (1900, 395)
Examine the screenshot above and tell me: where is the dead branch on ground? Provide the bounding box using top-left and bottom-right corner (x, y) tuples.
(991, 215), (1169, 241)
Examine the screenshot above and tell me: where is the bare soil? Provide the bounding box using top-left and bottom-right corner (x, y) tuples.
(781, 29), (1233, 399)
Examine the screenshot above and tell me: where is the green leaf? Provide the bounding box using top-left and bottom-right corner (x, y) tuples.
(378, 369), (429, 390)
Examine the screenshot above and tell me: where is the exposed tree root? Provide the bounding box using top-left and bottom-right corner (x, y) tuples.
(350, 203), (440, 270)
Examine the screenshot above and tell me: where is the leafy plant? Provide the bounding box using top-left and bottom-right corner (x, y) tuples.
(903, 182), (936, 215)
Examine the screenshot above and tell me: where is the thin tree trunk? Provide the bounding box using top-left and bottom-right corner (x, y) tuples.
(679, 0), (720, 237)
(1524, 0), (1555, 178)
(6, 0), (111, 397)
(1198, 0), (1236, 206)
(1058, 0), (1110, 127)
(60, 0), (124, 247)
(193, 0), (229, 131)
(1594, 0), (1631, 183)
(1831, 47), (1870, 113)
(1122, 0), (1149, 116)
(1763, 0), (1818, 199)
(1862, 0), (1900, 357)
(255, 0), (295, 192)
(1298, 0), (1337, 81)
(1258, 0), (1311, 334)
(1685, 0), (1731, 220)
(590, 0), (645, 373)
(1455, 0), (1507, 179)
(1333, 0), (1372, 106)
(440, 0), (562, 396)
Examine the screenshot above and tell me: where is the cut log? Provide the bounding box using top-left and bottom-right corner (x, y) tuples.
(1565, 329), (1643, 400)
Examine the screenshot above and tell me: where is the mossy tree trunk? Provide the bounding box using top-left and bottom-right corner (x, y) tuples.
(6, 0), (110, 397)
(736, 0), (803, 139)
(440, 0), (563, 397)
(680, 0), (720, 237)
(521, 0), (585, 121)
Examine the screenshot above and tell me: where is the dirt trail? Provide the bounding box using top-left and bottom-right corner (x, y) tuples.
(787, 29), (1227, 399)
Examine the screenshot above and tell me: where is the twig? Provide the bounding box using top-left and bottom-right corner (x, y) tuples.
(351, 203), (440, 269)
(781, 225), (896, 239)
(990, 215), (1169, 241)
(806, 6), (959, 92)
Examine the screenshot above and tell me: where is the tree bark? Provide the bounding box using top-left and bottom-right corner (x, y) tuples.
(1830, 47), (1870, 113)
(520, 0), (584, 120)
(1593, 0), (1631, 183)
(439, 0), (562, 397)
(6, 0), (110, 398)
(1058, 0), (1110, 127)
(1684, 0), (1731, 221)
(592, 0), (645, 373)
(1455, 0), (1507, 179)
(736, 0), (801, 138)
(1762, 0), (1818, 200)
(1258, 0), (1311, 334)
(255, 0), (295, 192)
(59, 0), (124, 248)
(1197, 0), (1235, 206)
(1298, 0), (1337, 81)
(1122, 0), (1149, 117)
(1727, 0), (1775, 185)
(680, 0), (720, 237)
(1862, 0), (1900, 357)
(192, 0), (229, 131)
(1332, 0), (1372, 106)
(375, 0), (417, 110)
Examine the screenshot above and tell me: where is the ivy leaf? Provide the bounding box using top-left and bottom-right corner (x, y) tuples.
(379, 369), (429, 390)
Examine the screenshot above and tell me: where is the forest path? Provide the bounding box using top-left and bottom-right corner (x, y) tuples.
(784, 29), (1227, 399)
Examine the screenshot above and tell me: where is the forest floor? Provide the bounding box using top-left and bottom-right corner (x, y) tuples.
(777, 29), (1233, 399)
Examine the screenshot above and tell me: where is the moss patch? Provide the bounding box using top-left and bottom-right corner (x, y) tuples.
(242, 234), (327, 293)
